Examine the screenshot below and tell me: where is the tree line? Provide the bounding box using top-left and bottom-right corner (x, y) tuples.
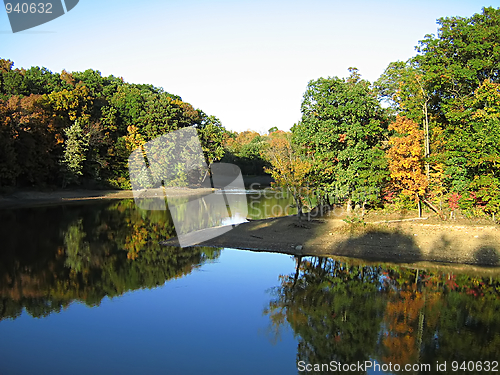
(264, 6), (500, 220)
(0, 56), (287, 190)
(0, 60), (225, 189)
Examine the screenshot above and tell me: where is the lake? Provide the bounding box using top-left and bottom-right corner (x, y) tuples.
(0, 197), (499, 374)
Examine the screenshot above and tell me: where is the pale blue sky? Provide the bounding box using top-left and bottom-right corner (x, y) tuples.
(1, 0), (496, 133)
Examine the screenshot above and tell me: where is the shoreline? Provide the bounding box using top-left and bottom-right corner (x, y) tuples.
(3, 189), (500, 269)
(0, 174), (272, 210)
(0, 188), (215, 209)
(162, 213), (500, 269)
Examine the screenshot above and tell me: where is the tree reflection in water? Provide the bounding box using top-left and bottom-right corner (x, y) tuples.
(0, 199), (221, 321)
(265, 257), (500, 374)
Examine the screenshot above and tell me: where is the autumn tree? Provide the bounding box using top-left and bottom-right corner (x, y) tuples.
(0, 59), (227, 189)
(375, 7), (500, 217)
(222, 130), (268, 175)
(0, 98), (18, 185)
(386, 116), (428, 216)
(262, 132), (311, 220)
(41, 83), (93, 148)
(375, 60), (433, 178)
(1, 94), (60, 185)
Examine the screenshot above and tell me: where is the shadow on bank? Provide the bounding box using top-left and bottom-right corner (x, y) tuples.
(474, 245), (500, 265)
(424, 233), (500, 267)
(323, 230), (423, 264)
(190, 213), (500, 267)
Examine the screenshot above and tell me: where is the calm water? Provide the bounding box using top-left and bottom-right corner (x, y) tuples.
(0, 197), (499, 374)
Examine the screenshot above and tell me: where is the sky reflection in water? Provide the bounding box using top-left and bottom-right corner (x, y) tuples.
(0, 249), (298, 375)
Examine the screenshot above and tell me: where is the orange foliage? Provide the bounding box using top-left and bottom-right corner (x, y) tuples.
(386, 116), (428, 201)
(60, 69), (75, 86)
(223, 130), (261, 152)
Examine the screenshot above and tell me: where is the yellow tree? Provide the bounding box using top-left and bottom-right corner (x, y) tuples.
(44, 84), (92, 125)
(262, 132), (311, 220)
(386, 116), (428, 216)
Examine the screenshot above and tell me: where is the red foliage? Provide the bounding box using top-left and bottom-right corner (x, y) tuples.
(448, 193), (461, 210)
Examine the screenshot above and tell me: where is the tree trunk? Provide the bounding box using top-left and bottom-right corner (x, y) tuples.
(423, 199), (446, 220)
(417, 77), (431, 180)
(295, 196), (302, 221)
(418, 200), (422, 218)
(423, 99), (430, 179)
(201, 167), (211, 185)
(346, 198), (352, 214)
(292, 256), (302, 287)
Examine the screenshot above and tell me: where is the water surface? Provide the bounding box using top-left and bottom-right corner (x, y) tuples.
(0, 199), (499, 374)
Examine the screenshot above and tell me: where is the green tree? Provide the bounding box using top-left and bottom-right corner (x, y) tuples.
(0, 59), (29, 98)
(24, 66), (60, 95)
(141, 92), (200, 140)
(61, 121), (90, 186)
(293, 68), (388, 211)
(415, 7), (500, 125)
(451, 80), (500, 218)
(196, 113), (226, 165)
(414, 7), (500, 193)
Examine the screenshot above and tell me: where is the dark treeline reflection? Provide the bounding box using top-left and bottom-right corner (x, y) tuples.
(265, 257), (500, 374)
(0, 199), (220, 321)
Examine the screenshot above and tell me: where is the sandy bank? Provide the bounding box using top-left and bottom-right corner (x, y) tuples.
(162, 212), (500, 269)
